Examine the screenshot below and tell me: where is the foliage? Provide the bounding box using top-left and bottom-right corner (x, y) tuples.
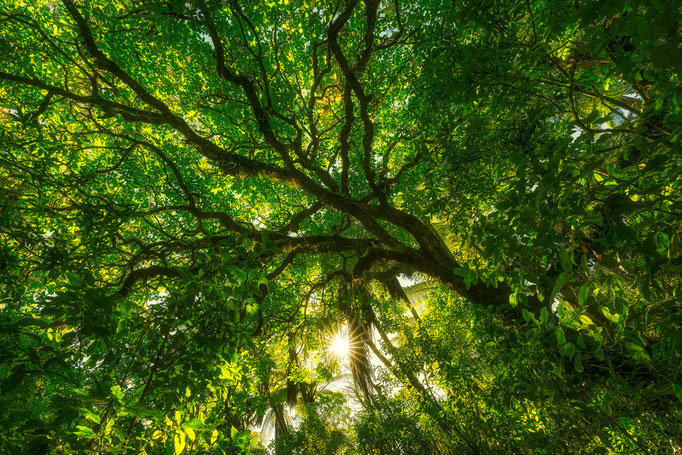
(1, 0), (681, 453)
(272, 393), (351, 455)
(353, 393), (438, 455)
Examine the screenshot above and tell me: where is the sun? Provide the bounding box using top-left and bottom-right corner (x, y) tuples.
(329, 331), (350, 359)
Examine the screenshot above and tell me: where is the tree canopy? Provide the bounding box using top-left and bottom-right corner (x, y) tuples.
(1, 0), (681, 453)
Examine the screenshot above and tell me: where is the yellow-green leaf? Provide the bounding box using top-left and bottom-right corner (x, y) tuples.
(174, 430), (186, 454)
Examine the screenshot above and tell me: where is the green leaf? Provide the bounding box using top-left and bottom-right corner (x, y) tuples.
(579, 315), (593, 327)
(540, 307), (548, 324)
(14, 317), (51, 329)
(111, 384), (124, 404)
(578, 284), (589, 306)
(601, 308), (620, 324)
(74, 425), (97, 438)
(625, 342), (650, 363)
(66, 272), (84, 288)
(70, 388), (107, 404)
(120, 299), (132, 315)
(576, 334), (586, 350)
(594, 346), (605, 361)
(185, 418), (203, 430)
(233, 268), (247, 284)
(530, 328), (541, 347)
(674, 384), (682, 403)
(560, 342), (576, 358)
(586, 110), (600, 124)
(556, 327), (566, 346)
(77, 407), (101, 425)
(574, 352), (583, 372)
(453, 267), (477, 290)
(522, 308), (533, 322)
(125, 405), (162, 420)
(550, 272), (571, 304)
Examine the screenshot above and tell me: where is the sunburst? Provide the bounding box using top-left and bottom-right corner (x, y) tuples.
(329, 328), (351, 359)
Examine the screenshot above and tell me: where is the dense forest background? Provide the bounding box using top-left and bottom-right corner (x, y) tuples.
(1, 0), (681, 453)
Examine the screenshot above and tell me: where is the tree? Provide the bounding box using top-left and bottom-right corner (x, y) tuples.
(1, 0), (681, 453)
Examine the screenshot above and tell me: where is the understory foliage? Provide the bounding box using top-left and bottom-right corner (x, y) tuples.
(0, 0), (681, 453)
